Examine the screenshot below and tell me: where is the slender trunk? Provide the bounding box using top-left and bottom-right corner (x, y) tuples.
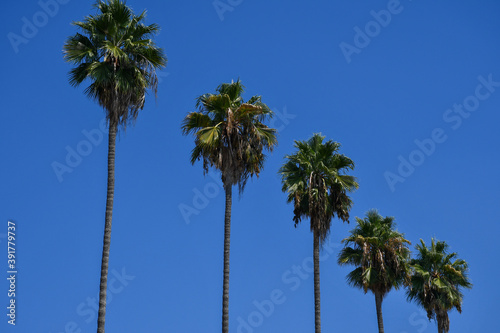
(313, 232), (321, 333)
(97, 121), (117, 333)
(437, 317), (443, 333)
(374, 292), (385, 333)
(222, 184), (232, 333)
(436, 310), (449, 333)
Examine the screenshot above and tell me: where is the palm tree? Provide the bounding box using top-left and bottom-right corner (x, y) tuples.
(63, 1), (166, 332)
(279, 133), (358, 333)
(181, 79), (277, 333)
(406, 239), (472, 333)
(338, 210), (411, 333)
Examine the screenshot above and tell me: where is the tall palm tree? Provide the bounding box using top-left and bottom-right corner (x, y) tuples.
(338, 210), (411, 333)
(63, 1), (166, 332)
(406, 239), (472, 333)
(279, 133), (358, 333)
(181, 79), (277, 333)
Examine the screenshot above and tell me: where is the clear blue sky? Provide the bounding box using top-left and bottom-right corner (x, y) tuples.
(1, 0), (499, 332)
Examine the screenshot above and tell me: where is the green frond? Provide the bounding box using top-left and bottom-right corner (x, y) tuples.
(68, 62), (93, 87)
(198, 126), (221, 145)
(254, 125), (278, 148)
(63, 33), (96, 64)
(338, 246), (363, 266)
(246, 95), (260, 105)
(362, 267), (373, 292)
(346, 267), (365, 291)
(181, 112), (213, 135)
(102, 40), (128, 61)
(217, 79), (244, 102)
(138, 45), (167, 68)
(88, 61), (113, 85)
(189, 144), (204, 165)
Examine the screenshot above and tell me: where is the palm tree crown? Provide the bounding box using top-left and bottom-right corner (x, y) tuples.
(182, 79), (277, 189)
(406, 239), (472, 333)
(63, 0), (166, 127)
(338, 210), (411, 333)
(338, 210), (411, 295)
(279, 133), (358, 243)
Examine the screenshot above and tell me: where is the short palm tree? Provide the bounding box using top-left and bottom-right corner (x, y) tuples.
(279, 133), (358, 333)
(338, 210), (411, 333)
(181, 79), (277, 333)
(406, 239), (472, 333)
(63, 1), (166, 332)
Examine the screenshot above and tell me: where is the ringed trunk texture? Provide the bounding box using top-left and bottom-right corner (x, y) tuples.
(313, 232), (321, 333)
(436, 310), (450, 333)
(222, 184), (232, 333)
(375, 292), (385, 333)
(97, 121), (117, 333)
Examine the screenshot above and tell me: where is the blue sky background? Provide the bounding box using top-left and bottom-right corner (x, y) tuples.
(1, 0), (499, 332)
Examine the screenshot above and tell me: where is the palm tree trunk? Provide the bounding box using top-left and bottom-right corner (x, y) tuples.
(437, 317), (443, 333)
(313, 231), (321, 333)
(374, 292), (385, 333)
(222, 183), (232, 333)
(436, 310), (449, 333)
(97, 121), (117, 333)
